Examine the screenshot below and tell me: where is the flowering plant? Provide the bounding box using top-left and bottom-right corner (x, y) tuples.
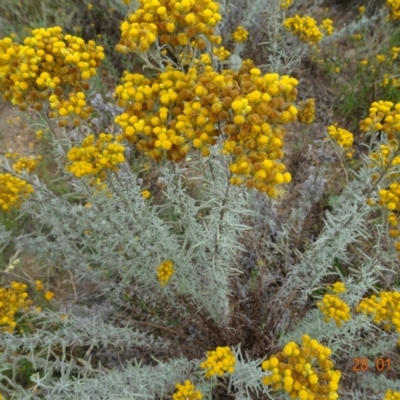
(0, 0), (400, 399)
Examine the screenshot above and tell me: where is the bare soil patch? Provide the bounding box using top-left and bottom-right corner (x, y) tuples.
(0, 103), (38, 157)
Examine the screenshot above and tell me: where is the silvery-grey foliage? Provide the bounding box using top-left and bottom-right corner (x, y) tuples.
(1, 129), (398, 398)
(89, 92), (124, 132)
(274, 162), (377, 308)
(219, 0), (305, 74)
(289, 165), (327, 233)
(0, 223), (12, 252)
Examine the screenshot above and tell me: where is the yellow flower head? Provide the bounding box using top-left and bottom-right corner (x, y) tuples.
(384, 390), (400, 400)
(0, 27), (103, 124)
(326, 125), (354, 149)
(200, 346), (236, 378)
(386, 0), (400, 20)
(66, 133), (125, 179)
(0, 174), (34, 212)
(0, 281), (33, 332)
(280, 0), (293, 9)
(232, 25), (249, 42)
(320, 19), (334, 36)
(356, 291), (400, 333)
(173, 380), (202, 400)
(317, 293), (351, 326)
(45, 291), (55, 301)
(262, 336), (340, 399)
(157, 260), (174, 286)
(283, 15), (323, 45)
(141, 190), (151, 199)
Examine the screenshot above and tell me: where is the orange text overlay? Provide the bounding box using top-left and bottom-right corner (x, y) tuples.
(352, 357), (391, 372)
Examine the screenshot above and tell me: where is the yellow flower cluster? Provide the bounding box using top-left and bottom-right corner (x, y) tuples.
(356, 291), (400, 333)
(157, 260), (174, 286)
(326, 125), (353, 148)
(386, 0), (400, 20)
(317, 294), (351, 327)
(213, 46), (231, 61)
(280, 0), (293, 9)
(376, 54), (386, 63)
(391, 46), (400, 60)
(232, 26), (249, 43)
(200, 346), (236, 378)
(116, 0), (222, 54)
(0, 26), (104, 124)
(0, 281), (33, 333)
(8, 155), (42, 174)
(114, 59), (309, 196)
(173, 380), (202, 400)
(361, 100), (400, 255)
(297, 98), (315, 124)
(359, 100), (400, 135)
(385, 390), (400, 400)
(379, 184), (400, 213)
(66, 133), (126, 179)
(35, 280), (44, 291)
(262, 335), (341, 400)
(5, 152), (42, 173)
(13, 156), (40, 174)
(319, 19), (334, 36)
(283, 16), (334, 46)
(327, 281), (346, 294)
(326, 124), (354, 158)
(373, 161), (400, 255)
(0, 173), (34, 212)
(49, 91), (93, 127)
